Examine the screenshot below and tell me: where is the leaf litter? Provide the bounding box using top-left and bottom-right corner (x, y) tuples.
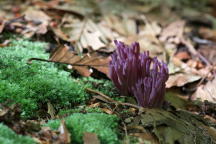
(1, 0), (216, 143)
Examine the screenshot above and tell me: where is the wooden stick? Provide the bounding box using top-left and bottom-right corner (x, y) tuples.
(85, 88), (144, 110)
(27, 58), (108, 67)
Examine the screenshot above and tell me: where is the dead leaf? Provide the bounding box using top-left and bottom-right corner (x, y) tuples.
(58, 120), (71, 144)
(0, 106), (9, 117)
(47, 102), (55, 119)
(88, 102), (100, 108)
(59, 19), (109, 52)
(50, 45), (110, 77)
(24, 8), (51, 34)
(35, 126), (62, 144)
(101, 108), (113, 114)
(140, 109), (214, 143)
(166, 73), (201, 88)
(198, 27), (216, 42)
(171, 57), (210, 78)
(198, 44), (216, 65)
(0, 20), (5, 33)
(0, 104), (21, 125)
(119, 19), (164, 60)
(24, 9), (50, 24)
(52, 27), (70, 41)
(83, 31), (106, 50)
(175, 51), (191, 60)
(159, 20), (185, 44)
(192, 77), (216, 103)
(83, 132), (100, 144)
(104, 15), (128, 36)
(159, 20), (210, 66)
(187, 59), (204, 69)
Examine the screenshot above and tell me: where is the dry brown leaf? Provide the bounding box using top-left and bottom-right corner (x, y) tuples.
(160, 20), (211, 66)
(175, 51), (191, 60)
(159, 20), (185, 44)
(24, 9), (50, 24)
(83, 132), (100, 144)
(198, 27), (216, 42)
(101, 108), (113, 114)
(166, 73), (201, 88)
(0, 106), (9, 117)
(24, 9), (50, 34)
(119, 20), (164, 60)
(123, 17), (137, 35)
(35, 126), (62, 144)
(88, 102), (100, 108)
(58, 120), (71, 144)
(171, 57), (211, 78)
(52, 27), (70, 41)
(50, 45), (110, 77)
(0, 20), (5, 33)
(198, 44), (216, 65)
(47, 102), (55, 119)
(104, 15), (128, 36)
(57, 19), (109, 52)
(187, 59), (204, 69)
(192, 77), (216, 103)
(84, 31), (106, 50)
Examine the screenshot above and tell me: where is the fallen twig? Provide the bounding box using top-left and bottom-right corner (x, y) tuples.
(27, 58), (108, 67)
(85, 88), (144, 110)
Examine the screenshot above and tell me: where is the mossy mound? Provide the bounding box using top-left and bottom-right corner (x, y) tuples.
(0, 123), (36, 144)
(0, 40), (90, 117)
(46, 113), (119, 144)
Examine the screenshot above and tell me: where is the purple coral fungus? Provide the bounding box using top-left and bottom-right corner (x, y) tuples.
(109, 40), (169, 108)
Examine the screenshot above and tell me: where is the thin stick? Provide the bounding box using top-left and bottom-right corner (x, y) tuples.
(182, 38), (211, 66)
(27, 58), (108, 67)
(85, 88), (143, 110)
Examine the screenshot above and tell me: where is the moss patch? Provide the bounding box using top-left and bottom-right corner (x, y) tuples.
(46, 113), (119, 144)
(0, 123), (36, 144)
(0, 40), (90, 117)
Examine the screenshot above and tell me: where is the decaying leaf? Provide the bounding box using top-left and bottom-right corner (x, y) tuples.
(140, 109), (216, 143)
(0, 104), (21, 125)
(47, 102), (55, 119)
(34, 126), (62, 144)
(83, 132), (100, 144)
(165, 91), (190, 109)
(24, 9), (51, 25)
(58, 120), (71, 144)
(198, 44), (216, 65)
(198, 27), (216, 42)
(166, 73), (201, 88)
(103, 15), (137, 36)
(159, 20), (185, 44)
(50, 45), (110, 77)
(192, 77), (216, 103)
(59, 19), (109, 53)
(0, 19), (5, 33)
(166, 57), (212, 88)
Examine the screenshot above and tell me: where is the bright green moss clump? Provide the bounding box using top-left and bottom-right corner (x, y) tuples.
(46, 113), (119, 144)
(0, 123), (36, 144)
(0, 40), (89, 117)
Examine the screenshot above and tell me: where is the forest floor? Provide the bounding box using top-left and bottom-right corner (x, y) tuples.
(1, 0), (216, 144)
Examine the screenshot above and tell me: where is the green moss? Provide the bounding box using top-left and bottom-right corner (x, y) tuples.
(0, 40), (89, 117)
(80, 77), (126, 102)
(81, 77), (117, 96)
(58, 106), (103, 117)
(0, 123), (36, 144)
(46, 113), (119, 144)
